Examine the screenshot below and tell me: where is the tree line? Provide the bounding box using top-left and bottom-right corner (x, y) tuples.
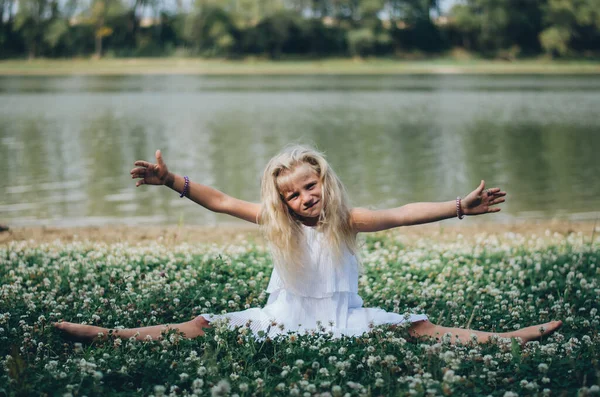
(1, 0), (599, 60)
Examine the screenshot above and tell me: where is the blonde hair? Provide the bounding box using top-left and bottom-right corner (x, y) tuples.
(259, 145), (357, 284)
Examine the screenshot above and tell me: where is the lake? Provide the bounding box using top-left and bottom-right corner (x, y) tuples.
(1, 74), (599, 227)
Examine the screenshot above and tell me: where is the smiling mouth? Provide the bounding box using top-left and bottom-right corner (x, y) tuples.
(304, 200), (319, 210)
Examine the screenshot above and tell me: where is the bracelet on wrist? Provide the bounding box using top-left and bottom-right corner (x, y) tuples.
(180, 176), (190, 198)
(456, 197), (464, 220)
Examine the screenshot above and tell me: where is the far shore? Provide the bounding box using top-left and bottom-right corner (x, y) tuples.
(1, 220), (597, 246)
(1, 58), (600, 76)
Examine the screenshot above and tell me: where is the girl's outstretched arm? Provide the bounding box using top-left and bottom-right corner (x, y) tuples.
(130, 150), (261, 224)
(351, 180), (505, 233)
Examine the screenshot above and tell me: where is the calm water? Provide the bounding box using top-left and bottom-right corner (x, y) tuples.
(1, 74), (599, 227)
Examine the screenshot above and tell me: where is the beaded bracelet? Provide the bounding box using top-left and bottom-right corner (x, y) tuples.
(180, 176), (190, 198)
(456, 197), (464, 219)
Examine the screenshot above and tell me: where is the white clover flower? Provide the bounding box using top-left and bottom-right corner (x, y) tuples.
(154, 385), (166, 396)
(210, 380), (231, 397)
(443, 370), (455, 383)
(526, 381), (538, 391)
(366, 355), (380, 367)
(384, 355), (396, 364)
(332, 385), (343, 397)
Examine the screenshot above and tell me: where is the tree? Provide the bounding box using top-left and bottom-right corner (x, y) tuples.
(124, 0), (156, 52)
(184, 3), (238, 56)
(449, 3), (479, 50)
(253, 9), (307, 58)
(449, 0), (545, 56)
(13, 0), (56, 58)
(0, 0), (18, 56)
(540, 0), (600, 57)
(386, 0), (445, 52)
(87, 0), (122, 58)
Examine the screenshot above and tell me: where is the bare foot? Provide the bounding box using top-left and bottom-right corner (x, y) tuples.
(505, 320), (562, 343)
(54, 321), (108, 342)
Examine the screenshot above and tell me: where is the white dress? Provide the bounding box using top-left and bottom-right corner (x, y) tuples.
(200, 225), (427, 338)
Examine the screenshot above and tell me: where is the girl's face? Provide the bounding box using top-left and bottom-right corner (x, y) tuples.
(278, 163), (323, 225)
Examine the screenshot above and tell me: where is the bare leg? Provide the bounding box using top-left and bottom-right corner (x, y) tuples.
(408, 319), (562, 345)
(54, 316), (211, 342)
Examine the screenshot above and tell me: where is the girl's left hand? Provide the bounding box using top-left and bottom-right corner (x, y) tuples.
(462, 180), (506, 216)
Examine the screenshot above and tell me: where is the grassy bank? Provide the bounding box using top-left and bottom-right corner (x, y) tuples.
(1, 221), (597, 246)
(1, 58), (600, 75)
(1, 232), (598, 395)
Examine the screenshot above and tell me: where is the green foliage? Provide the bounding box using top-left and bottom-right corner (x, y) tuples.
(347, 28), (376, 57)
(184, 5), (238, 56)
(540, 0), (600, 57)
(252, 10), (309, 58)
(1, 1), (599, 62)
(13, 0), (56, 58)
(44, 18), (68, 48)
(449, 4), (478, 50)
(540, 26), (572, 56)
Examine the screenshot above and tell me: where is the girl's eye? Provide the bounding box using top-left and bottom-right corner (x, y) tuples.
(308, 184), (315, 190)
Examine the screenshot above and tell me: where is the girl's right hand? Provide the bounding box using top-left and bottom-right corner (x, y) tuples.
(130, 150), (172, 187)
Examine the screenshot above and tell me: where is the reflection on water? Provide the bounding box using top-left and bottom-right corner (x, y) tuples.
(0, 75), (599, 227)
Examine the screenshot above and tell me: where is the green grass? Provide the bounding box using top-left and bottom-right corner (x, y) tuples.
(1, 232), (599, 396)
(1, 57), (599, 75)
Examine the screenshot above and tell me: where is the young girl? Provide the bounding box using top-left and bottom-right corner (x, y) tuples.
(55, 145), (561, 344)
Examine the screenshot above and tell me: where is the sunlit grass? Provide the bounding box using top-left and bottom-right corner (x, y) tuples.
(1, 58), (599, 75)
(1, 231), (598, 395)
